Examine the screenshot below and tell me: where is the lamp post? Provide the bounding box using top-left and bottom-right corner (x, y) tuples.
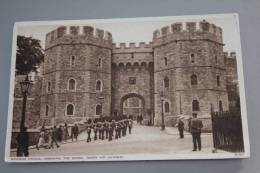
(17, 75), (32, 156)
(98, 93), (105, 118)
(159, 90), (165, 131)
(19, 75), (32, 130)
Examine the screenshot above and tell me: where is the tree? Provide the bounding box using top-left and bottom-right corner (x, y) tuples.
(16, 35), (44, 75)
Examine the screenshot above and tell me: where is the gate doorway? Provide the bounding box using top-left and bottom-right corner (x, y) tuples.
(119, 93), (145, 121)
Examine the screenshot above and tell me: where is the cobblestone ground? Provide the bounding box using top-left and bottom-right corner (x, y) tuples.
(11, 125), (214, 157)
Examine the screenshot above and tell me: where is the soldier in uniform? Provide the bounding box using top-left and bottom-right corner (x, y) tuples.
(108, 121), (113, 141)
(93, 120), (98, 140)
(115, 122), (119, 139)
(86, 123), (92, 142)
(104, 119), (109, 139)
(97, 120), (102, 140)
(100, 120), (105, 140)
(189, 113), (203, 151)
(118, 121), (122, 138)
(111, 119), (116, 137)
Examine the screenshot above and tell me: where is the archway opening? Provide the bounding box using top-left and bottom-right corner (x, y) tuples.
(119, 93), (145, 121)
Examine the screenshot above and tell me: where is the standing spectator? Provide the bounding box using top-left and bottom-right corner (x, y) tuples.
(128, 118), (133, 134)
(177, 119), (184, 139)
(16, 127), (29, 157)
(140, 115), (143, 125)
(189, 113), (203, 151)
(36, 129), (46, 150)
(71, 124), (79, 142)
(63, 123), (69, 142)
(50, 126), (60, 148)
(57, 125), (63, 142)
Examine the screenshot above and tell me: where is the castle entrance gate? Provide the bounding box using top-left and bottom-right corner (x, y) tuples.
(120, 93), (145, 121)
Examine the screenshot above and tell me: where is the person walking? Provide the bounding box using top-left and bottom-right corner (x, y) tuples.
(71, 124), (79, 142)
(128, 118), (133, 134)
(50, 127), (60, 148)
(108, 121), (113, 141)
(177, 119), (185, 139)
(189, 113), (203, 151)
(93, 122), (98, 140)
(36, 129), (47, 150)
(16, 127), (29, 157)
(86, 123), (92, 142)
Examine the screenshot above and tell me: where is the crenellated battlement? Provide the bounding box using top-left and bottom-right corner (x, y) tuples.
(224, 52), (236, 59)
(153, 20), (223, 46)
(112, 42), (153, 54)
(45, 26), (113, 49)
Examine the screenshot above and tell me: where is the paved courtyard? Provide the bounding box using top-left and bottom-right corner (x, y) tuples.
(11, 125), (214, 157)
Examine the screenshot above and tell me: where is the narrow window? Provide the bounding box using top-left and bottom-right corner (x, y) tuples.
(96, 104), (102, 115)
(164, 102), (170, 113)
(215, 55), (218, 64)
(66, 104), (74, 116)
(219, 101), (223, 112)
(45, 105), (49, 116)
(98, 58), (102, 67)
(71, 56), (75, 66)
(192, 100), (200, 111)
(217, 76), (220, 86)
(190, 53), (195, 63)
(68, 79), (76, 90)
(96, 80), (102, 91)
(47, 81), (51, 92)
(129, 77), (136, 85)
(164, 57), (168, 66)
(191, 74), (198, 85)
(164, 77), (169, 88)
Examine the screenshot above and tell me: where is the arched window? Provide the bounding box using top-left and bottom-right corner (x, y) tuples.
(66, 104), (74, 116)
(191, 74), (198, 85)
(164, 77), (169, 88)
(164, 57), (168, 66)
(217, 76), (220, 86)
(45, 105), (49, 116)
(192, 100), (200, 111)
(98, 58), (102, 67)
(190, 53), (195, 63)
(164, 102), (170, 113)
(96, 104), (102, 115)
(219, 101), (223, 112)
(70, 55), (75, 66)
(68, 79), (76, 91)
(47, 81), (51, 92)
(96, 80), (102, 91)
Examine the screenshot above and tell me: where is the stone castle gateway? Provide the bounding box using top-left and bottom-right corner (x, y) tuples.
(12, 20), (239, 129)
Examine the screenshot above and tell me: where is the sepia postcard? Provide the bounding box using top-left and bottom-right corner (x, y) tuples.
(5, 13), (250, 162)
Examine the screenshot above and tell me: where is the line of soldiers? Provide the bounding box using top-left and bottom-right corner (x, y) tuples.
(85, 116), (133, 142)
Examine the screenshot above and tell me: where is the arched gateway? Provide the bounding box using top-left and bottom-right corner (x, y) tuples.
(119, 93), (146, 120)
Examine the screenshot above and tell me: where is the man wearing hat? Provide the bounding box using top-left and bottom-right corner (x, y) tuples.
(189, 113), (203, 151)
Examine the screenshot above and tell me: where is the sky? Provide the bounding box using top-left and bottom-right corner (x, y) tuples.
(17, 14), (241, 52)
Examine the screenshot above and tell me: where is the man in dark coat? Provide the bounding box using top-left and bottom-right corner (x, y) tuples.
(16, 127), (29, 157)
(71, 124), (79, 142)
(189, 113), (203, 151)
(86, 123), (92, 142)
(50, 126), (60, 148)
(177, 119), (184, 139)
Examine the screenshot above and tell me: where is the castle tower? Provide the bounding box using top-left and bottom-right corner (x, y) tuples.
(152, 20), (229, 126)
(40, 26), (112, 125)
(111, 42), (154, 122)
